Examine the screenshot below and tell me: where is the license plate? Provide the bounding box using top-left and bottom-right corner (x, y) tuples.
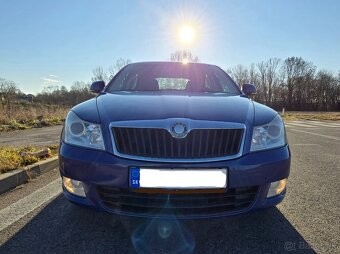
(129, 167), (227, 189)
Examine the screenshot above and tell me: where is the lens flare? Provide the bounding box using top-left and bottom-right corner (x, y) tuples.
(132, 218), (195, 254)
(158, 221), (173, 239)
(130, 200), (195, 253)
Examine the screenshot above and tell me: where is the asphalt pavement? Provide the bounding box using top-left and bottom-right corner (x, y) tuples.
(0, 120), (339, 253)
(0, 126), (62, 147)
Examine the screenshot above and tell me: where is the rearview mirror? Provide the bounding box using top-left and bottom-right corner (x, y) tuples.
(90, 81), (105, 93)
(242, 83), (256, 96)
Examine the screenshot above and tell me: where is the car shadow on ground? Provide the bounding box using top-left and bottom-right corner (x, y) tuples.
(0, 195), (315, 254)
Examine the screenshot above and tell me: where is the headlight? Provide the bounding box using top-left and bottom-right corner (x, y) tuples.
(63, 111), (105, 150)
(251, 115), (286, 151)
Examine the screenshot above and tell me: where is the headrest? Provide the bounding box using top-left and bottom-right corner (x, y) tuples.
(137, 78), (159, 91)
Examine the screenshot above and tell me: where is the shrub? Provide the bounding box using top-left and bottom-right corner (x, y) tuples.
(0, 145), (59, 174)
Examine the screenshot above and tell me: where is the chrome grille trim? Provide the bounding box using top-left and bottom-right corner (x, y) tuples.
(109, 119), (246, 162)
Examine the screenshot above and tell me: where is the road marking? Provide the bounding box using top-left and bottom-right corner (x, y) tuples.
(0, 178), (62, 232)
(29, 140), (60, 144)
(285, 121), (340, 128)
(305, 121), (340, 127)
(289, 129), (340, 141)
(290, 144), (319, 146)
(306, 120), (340, 124)
(285, 122), (317, 128)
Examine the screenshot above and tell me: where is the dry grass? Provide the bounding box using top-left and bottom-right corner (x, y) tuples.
(281, 111), (340, 121)
(0, 103), (69, 132)
(0, 144), (59, 175)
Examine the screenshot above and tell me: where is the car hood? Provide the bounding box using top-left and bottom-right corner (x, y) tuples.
(96, 92), (254, 124)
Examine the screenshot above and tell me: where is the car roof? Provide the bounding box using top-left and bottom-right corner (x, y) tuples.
(125, 61), (219, 68)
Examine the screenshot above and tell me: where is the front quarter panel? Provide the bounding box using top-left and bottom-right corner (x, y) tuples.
(242, 99), (256, 154)
(71, 98), (100, 123)
(253, 101), (279, 126)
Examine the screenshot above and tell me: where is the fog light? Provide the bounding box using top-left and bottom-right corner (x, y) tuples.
(63, 176), (86, 197)
(267, 178), (287, 198)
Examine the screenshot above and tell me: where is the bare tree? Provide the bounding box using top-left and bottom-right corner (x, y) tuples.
(42, 85), (59, 94)
(256, 61), (268, 103)
(228, 65), (249, 87)
(0, 78), (20, 118)
(266, 58), (281, 105)
(249, 63), (259, 84)
(92, 66), (108, 83)
(314, 70), (338, 110)
(281, 57), (315, 110)
(170, 50), (199, 63)
(255, 58), (281, 105)
(70, 81), (92, 104)
(108, 58), (132, 80)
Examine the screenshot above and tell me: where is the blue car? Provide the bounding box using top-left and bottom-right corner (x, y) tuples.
(59, 62), (290, 219)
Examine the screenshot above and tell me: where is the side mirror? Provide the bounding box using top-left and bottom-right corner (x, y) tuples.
(242, 83), (256, 96)
(90, 81), (105, 93)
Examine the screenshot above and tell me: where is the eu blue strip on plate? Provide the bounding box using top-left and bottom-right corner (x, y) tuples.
(130, 167), (140, 188)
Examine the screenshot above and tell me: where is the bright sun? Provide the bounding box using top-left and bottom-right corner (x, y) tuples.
(179, 25), (195, 43)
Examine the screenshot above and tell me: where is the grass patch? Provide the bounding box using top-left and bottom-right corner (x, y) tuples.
(0, 118), (65, 132)
(0, 103), (68, 132)
(0, 144), (59, 175)
(281, 112), (340, 121)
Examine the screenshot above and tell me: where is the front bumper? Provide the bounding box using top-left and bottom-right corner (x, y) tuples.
(59, 142), (290, 219)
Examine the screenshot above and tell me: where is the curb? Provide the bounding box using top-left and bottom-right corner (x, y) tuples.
(0, 156), (59, 195)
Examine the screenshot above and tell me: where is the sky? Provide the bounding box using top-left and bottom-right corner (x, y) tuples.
(0, 0), (339, 94)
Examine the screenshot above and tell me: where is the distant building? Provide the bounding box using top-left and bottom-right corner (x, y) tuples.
(18, 94), (34, 103)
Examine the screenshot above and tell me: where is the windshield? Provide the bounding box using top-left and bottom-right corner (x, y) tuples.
(105, 62), (241, 94)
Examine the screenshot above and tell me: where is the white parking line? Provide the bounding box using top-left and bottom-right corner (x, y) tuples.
(0, 178), (62, 232)
(285, 122), (317, 128)
(289, 129), (340, 141)
(290, 144), (319, 146)
(305, 121), (340, 127)
(305, 120), (339, 124)
(285, 121), (340, 128)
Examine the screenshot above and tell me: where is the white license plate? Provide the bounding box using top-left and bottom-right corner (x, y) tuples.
(130, 168), (227, 189)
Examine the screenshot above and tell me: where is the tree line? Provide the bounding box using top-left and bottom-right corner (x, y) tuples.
(227, 57), (340, 111)
(1, 54), (339, 112)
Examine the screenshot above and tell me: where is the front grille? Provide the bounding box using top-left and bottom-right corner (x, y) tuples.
(97, 186), (258, 218)
(112, 128), (244, 160)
